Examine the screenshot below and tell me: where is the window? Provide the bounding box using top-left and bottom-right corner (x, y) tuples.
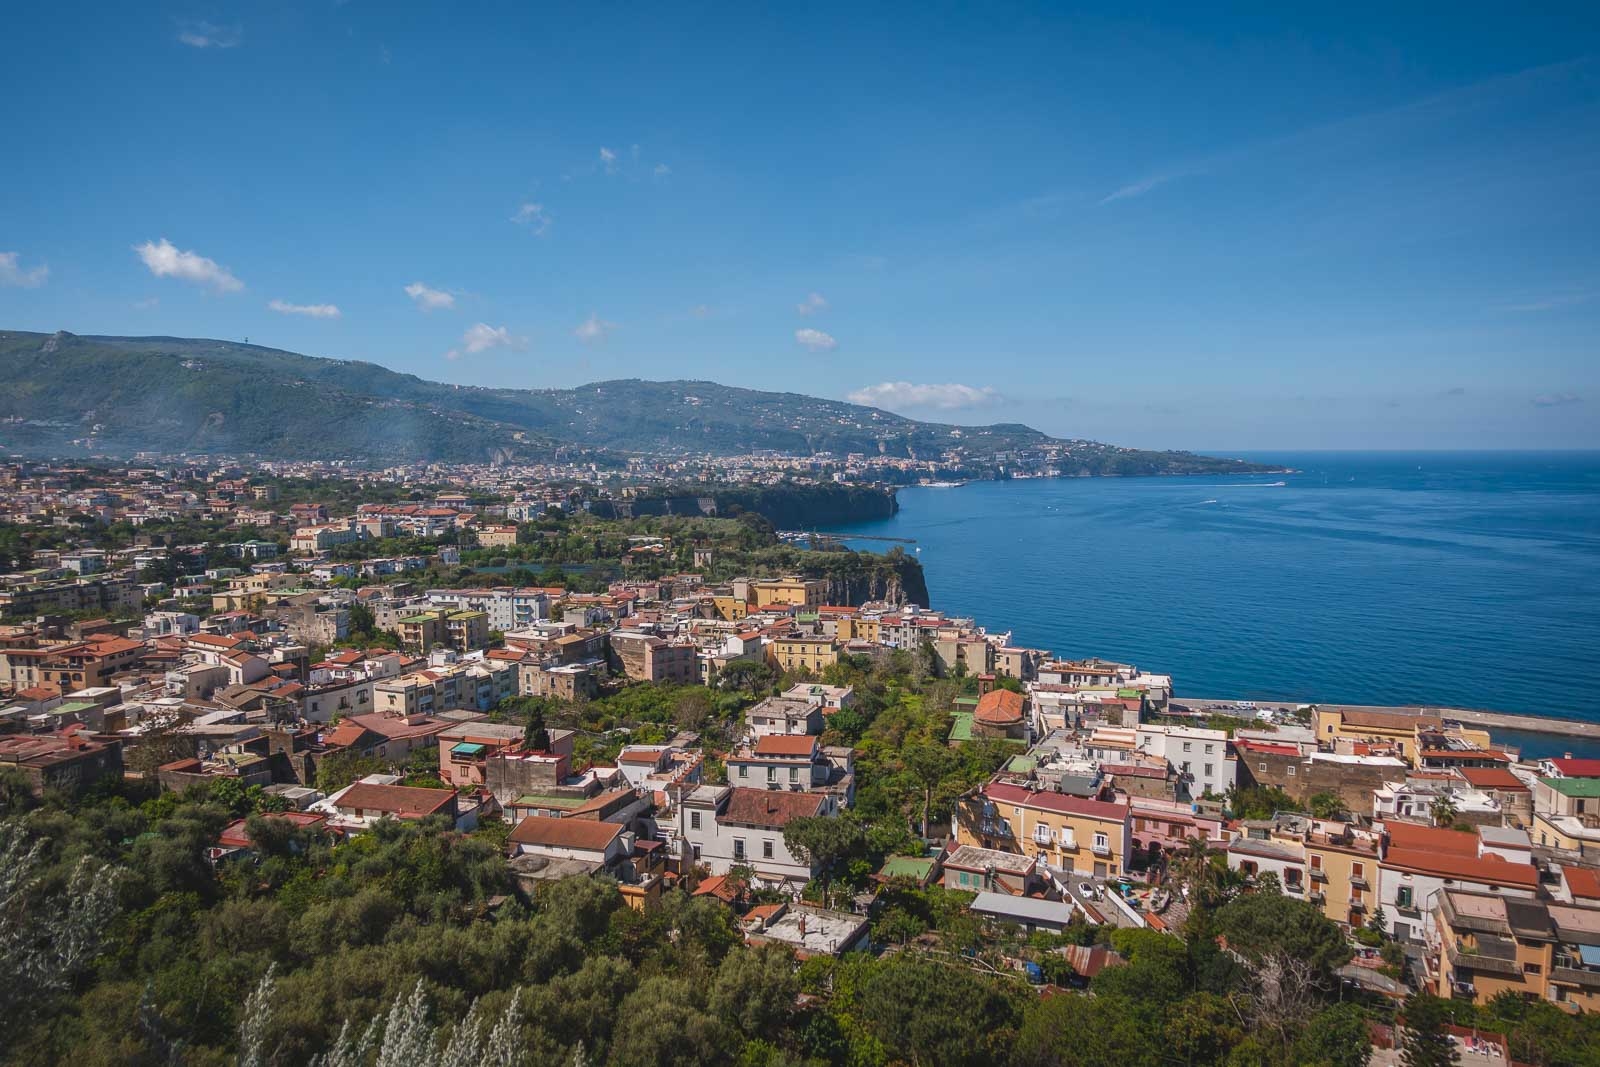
(738, 765), (748, 778)
(1352, 863), (1364, 879)
(1093, 832), (1109, 852)
(692, 844), (701, 860)
(1396, 885), (1413, 908)
(1259, 762), (1267, 772)
(733, 838), (746, 861)
(1286, 766), (1296, 777)
(1204, 764), (1214, 777)
(1310, 854), (1323, 870)
(767, 767), (776, 782)
(690, 811), (701, 830)
(763, 840), (774, 860)
(789, 767), (799, 782)
(1524, 963), (1542, 976)
(1205, 744), (1214, 754)
(1182, 741), (1192, 752)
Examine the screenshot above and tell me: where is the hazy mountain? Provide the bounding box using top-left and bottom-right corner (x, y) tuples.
(0, 330), (1274, 474)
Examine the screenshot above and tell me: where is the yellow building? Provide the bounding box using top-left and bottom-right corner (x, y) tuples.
(211, 572), (299, 612)
(712, 595), (750, 622)
(750, 577), (827, 611)
(836, 616), (881, 643)
(1303, 828), (1382, 927)
(1313, 707), (1492, 763)
(955, 782), (1132, 879)
(1435, 890), (1600, 1011)
(768, 635), (839, 674)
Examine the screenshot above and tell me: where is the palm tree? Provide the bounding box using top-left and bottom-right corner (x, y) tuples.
(1429, 792), (1459, 828)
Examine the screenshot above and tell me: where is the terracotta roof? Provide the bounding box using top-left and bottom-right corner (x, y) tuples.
(508, 814), (623, 852)
(974, 689), (1025, 726)
(335, 783), (456, 819)
(984, 781), (1129, 823)
(1549, 757), (1600, 778)
(1459, 767), (1528, 791)
(1381, 846), (1539, 889)
(1383, 820), (1479, 857)
(1562, 866), (1600, 901)
(1337, 708), (1439, 731)
(720, 786), (827, 829)
(218, 812), (327, 849)
(753, 734), (819, 757)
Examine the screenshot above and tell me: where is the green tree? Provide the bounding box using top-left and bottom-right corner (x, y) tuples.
(1430, 792), (1459, 828)
(1294, 1003), (1374, 1067)
(854, 956), (1019, 1067)
(1399, 993), (1460, 1067)
(782, 816), (865, 902)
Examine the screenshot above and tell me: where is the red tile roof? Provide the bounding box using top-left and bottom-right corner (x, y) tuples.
(984, 781), (1129, 822)
(721, 786), (827, 829)
(753, 734), (819, 757)
(1383, 820), (1480, 856)
(1381, 847), (1538, 889)
(974, 689), (1025, 726)
(1562, 865), (1600, 901)
(1458, 767), (1527, 791)
(335, 783), (456, 819)
(508, 815), (623, 852)
(1549, 757), (1600, 778)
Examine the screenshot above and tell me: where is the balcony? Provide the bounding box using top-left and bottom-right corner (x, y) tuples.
(1309, 891), (1326, 904)
(1284, 880), (1305, 895)
(1348, 875), (1370, 890)
(1090, 842), (1112, 857)
(1348, 896), (1367, 909)
(1309, 868), (1328, 882)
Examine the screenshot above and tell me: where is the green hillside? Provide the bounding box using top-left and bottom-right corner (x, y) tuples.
(0, 330), (1276, 474)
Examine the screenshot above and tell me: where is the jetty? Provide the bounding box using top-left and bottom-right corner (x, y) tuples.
(1177, 696), (1600, 742)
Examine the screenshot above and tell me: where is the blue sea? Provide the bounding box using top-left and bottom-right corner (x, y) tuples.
(828, 452), (1600, 759)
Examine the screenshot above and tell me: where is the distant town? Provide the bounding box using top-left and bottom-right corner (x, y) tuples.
(4, 456), (1597, 1065)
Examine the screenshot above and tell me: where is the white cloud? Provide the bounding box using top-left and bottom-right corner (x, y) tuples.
(1100, 175), (1171, 205)
(512, 202), (551, 236)
(177, 20), (241, 48)
(0, 251), (48, 288)
(268, 299), (341, 319)
(599, 146), (618, 174)
(133, 238), (243, 292)
(404, 281), (455, 311)
(794, 328), (838, 352)
(653, 163), (671, 178)
(1532, 393), (1582, 408)
(445, 322), (523, 361)
(133, 297), (159, 310)
(689, 304), (714, 319)
(574, 313), (618, 345)
(847, 381), (1004, 411)
(796, 292), (828, 316)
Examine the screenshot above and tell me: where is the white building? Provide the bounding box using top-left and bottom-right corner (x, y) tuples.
(675, 784), (837, 892)
(1134, 723), (1237, 800)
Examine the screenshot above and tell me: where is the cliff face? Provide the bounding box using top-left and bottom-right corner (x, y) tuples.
(818, 552), (930, 609)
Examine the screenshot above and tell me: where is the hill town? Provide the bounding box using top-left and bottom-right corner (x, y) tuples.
(2, 456), (1598, 1065)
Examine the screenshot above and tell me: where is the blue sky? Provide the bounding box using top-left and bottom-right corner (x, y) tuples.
(2, 2), (1597, 450)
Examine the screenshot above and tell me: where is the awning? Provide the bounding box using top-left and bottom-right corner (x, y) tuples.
(450, 742), (487, 756)
(1579, 944), (1600, 967)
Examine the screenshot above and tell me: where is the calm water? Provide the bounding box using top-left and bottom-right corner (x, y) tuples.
(830, 453), (1600, 756)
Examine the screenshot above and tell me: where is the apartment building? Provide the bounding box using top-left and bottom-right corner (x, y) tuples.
(1434, 890), (1600, 1011)
(955, 781), (1132, 879)
(1134, 723), (1237, 800)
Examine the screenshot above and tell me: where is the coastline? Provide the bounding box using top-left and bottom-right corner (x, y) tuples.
(1178, 696), (1600, 743)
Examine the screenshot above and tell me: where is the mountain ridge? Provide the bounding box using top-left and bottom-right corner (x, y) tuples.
(0, 329), (1277, 475)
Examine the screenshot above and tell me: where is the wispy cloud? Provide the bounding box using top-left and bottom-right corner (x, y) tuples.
(512, 202), (551, 236)
(0, 251), (48, 288)
(599, 147), (618, 174)
(847, 381), (1003, 411)
(573, 312), (618, 345)
(1099, 175), (1174, 205)
(404, 282), (455, 311)
(133, 297), (159, 310)
(794, 328), (838, 352)
(796, 292), (827, 316)
(445, 323), (524, 361)
(134, 238), (242, 292)
(652, 163), (671, 179)
(176, 20), (241, 48)
(1532, 392), (1582, 408)
(268, 299), (341, 319)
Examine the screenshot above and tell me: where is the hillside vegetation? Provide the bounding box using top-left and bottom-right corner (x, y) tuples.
(0, 330), (1276, 476)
